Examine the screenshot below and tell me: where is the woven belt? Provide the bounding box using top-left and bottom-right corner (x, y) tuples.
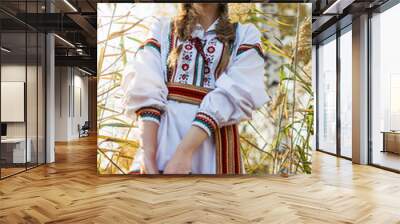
(167, 82), (242, 174)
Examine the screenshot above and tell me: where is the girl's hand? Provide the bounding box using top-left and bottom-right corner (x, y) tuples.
(163, 126), (208, 174)
(141, 154), (159, 174)
(139, 120), (159, 174)
(163, 147), (193, 174)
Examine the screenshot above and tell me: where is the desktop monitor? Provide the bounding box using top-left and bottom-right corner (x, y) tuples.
(1, 123), (7, 137)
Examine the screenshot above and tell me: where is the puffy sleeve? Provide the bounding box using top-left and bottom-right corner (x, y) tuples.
(192, 24), (268, 136)
(122, 19), (168, 125)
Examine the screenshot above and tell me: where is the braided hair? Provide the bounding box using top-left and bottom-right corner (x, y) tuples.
(167, 3), (235, 78)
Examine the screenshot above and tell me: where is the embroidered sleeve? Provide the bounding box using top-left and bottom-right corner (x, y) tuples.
(196, 23), (268, 128)
(137, 38), (161, 55)
(136, 107), (162, 125)
(122, 18), (168, 120)
(236, 43), (264, 58)
(192, 111), (218, 136)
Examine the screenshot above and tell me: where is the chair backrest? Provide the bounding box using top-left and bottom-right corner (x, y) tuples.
(82, 121), (90, 129)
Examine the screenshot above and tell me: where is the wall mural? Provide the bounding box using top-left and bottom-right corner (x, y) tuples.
(97, 3), (312, 175)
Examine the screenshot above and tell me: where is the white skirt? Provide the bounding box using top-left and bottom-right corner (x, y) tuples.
(133, 100), (216, 174)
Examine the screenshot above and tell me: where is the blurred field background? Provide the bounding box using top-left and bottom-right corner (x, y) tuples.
(97, 3), (312, 175)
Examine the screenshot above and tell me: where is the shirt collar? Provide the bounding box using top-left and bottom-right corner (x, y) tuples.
(205, 18), (219, 32)
(192, 18), (219, 39)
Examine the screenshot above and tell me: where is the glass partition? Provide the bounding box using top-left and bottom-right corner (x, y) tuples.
(1, 31), (28, 177)
(370, 3), (400, 171)
(27, 31), (38, 169)
(317, 35), (337, 155)
(339, 27), (352, 158)
(0, 0), (46, 179)
(38, 32), (45, 165)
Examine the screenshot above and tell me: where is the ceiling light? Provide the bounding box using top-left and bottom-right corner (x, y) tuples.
(323, 0), (341, 14)
(322, 0), (354, 15)
(54, 34), (75, 48)
(78, 67), (93, 76)
(1, 47), (11, 53)
(63, 0), (78, 12)
(76, 48), (87, 56)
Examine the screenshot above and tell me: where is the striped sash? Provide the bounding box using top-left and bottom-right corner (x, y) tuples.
(167, 82), (242, 174)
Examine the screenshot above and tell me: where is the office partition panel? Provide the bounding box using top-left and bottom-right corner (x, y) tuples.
(27, 31), (39, 169)
(38, 32), (46, 165)
(0, 31), (28, 178)
(0, 0), (47, 179)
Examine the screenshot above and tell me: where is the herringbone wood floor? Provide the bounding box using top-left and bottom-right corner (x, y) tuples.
(1, 136), (400, 224)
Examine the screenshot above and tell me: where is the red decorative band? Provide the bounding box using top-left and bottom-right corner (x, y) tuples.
(237, 43), (263, 58)
(166, 82), (211, 105)
(138, 38), (161, 53)
(214, 124), (242, 174)
(195, 112), (218, 131)
(136, 107), (162, 122)
(136, 107), (161, 115)
(193, 112), (218, 135)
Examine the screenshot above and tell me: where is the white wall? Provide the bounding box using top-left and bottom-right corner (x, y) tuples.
(71, 73), (89, 138)
(1, 65), (38, 138)
(1, 63), (46, 164)
(55, 67), (69, 141)
(54, 67), (89, 141)
(1, 65), (27, 143)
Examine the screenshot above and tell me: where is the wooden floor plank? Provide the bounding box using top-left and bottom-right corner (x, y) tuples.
(0, 136), (399, 223)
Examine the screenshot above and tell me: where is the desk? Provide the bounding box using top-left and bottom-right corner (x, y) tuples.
(382, 131), (400, 154)
(1, 138), (31, 163)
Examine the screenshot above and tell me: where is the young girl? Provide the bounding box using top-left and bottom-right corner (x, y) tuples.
(123, 3), (267, 174)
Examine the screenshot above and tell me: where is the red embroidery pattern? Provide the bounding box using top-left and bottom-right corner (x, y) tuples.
(177, 40), (195, 84)
(185, 44), (193, 50)
(182, 63), (189, 71)
(202, 38), (221, 88)
(171, 36), (223, 88)
(204, 66), (210, 74)
(207, 46), (215, 53)
(180, 74), (188, 81)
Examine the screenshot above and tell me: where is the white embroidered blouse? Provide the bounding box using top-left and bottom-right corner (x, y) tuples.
(123, 17), (268, 174)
